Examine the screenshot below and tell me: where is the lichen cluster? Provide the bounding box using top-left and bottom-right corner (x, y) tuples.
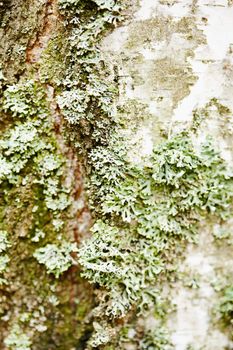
(0, 0), (127, 347)
(4, 324), (32, 350)
(56, 0), (124, 152)
(217, 284), (233, 339)
(0, 231), (11, 284)
(139, 328), (173, 350)
(0, 0), (233, 348)
(0, 77), (81, 347)
(50, 1), (233, 348)
(34, 242), (78, 278)
(0, 79), (72, 243)
(78, 132), (233, 341)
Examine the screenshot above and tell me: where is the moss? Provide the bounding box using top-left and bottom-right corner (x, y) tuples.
(39, 32), (68, 84)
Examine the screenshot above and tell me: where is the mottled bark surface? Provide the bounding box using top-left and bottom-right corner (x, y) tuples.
(0, 0), (94, 348)
(0, 1), (233, 350)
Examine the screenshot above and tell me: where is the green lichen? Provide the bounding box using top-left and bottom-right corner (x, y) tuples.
(34, 241), (78, 278)
(4, 324), (31, 350)
(87, 321), (114, 348)
(0, 79), (70, 228)
(219, 286), (233, 324)
(217, 284), (233, 339)
(2, 0), (232, 348)
(0, 0), (115, 347)
(56, 0), (125, 153)
(0, 231), (11, 282)
(0, 230), (11, 253)
(0, 77), (84, 347)
(0, 79), (70, 218)
(78, 131), (233, 346)
(0, 255), (9, 274)
(2, 80), (47, 118)
(213, 222), (233, 245)
(140, 328), (173, 350)
(79, 220), (163, 318)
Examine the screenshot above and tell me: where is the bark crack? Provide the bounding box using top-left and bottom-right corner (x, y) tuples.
(26, 0), (58, 64)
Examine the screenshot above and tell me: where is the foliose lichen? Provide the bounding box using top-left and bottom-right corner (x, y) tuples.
(0, 76), (81, 347)
(33, 241), (78, 278)
(4, 324), (31, 350)
(77, 129), (233, 346)
(217, 284), (233, 339)
(56, 0), (125, 153)
(140, 328), (173, 350)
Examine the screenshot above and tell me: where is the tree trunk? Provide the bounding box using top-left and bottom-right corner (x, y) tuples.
(0, 0), (232, 349)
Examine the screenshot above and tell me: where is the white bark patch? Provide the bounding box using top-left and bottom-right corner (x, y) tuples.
(172, 4), (233, 126)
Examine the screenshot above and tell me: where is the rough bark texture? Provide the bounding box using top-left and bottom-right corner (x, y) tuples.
(0, 1), (232, 350)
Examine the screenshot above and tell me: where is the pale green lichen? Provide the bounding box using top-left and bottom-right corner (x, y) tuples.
(4, 324), (31, 350)
(192, 98), (233, 135)
(140, 328), (173, 350)
(34, 241), (78, 278)
(2, 80), (47, 118)
(0, 230), (11, 253)
(217, 284), (233, 339)
(79, 220), (163, 318)
(31, 229), (45, 243)
(0, 0), (110, 347)
(0, 231), (11, 278)
(213, 223), (233, 244)
(88, 321), (114, 348)
(0, 255), (10, 273)
(0, 77), (82, 346)
(56, 0), (124, 153)
(79, 132), (233, 322)
(0, 79), (70, 219)
(2, 0), (231, 348)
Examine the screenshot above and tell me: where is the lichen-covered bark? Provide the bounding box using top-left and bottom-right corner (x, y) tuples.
(100, 1), (233, 349)
(0, 0), (94, 348)
(0, 0), (233, 350)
